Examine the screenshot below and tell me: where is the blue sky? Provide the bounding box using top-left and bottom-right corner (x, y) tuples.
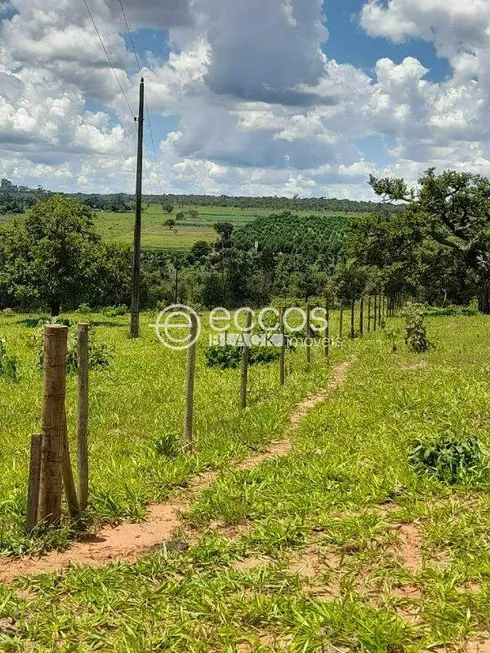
(0, 0), (488, 198)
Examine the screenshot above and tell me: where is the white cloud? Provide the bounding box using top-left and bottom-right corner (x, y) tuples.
(2, 0), (490, 198)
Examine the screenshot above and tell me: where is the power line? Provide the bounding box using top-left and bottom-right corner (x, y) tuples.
(117, 0), (163, 196)
(117, 0), (141, 72)
(82, 0), (135, 118)
(145, 101), (163, 196)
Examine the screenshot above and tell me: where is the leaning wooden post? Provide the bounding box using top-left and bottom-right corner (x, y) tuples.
(38, 325), (68, 525)
(367, 296), (371, 333)
(240, 310), (253, 408)
(26, 434), (42, 533)
(339, 300), (344, 341)
(360, 297), (364, 337)
(324, 300), (330, 358)
(279, 307), (286, 386)
(77, 323), (89, 512)
(184, 313), (198, 449)
(62, 408), (79, 518)
(306, 302), (312, 368)
(373, 295), (378, 331)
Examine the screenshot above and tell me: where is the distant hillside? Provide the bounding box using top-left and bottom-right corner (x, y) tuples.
(232, 211), (350, 262)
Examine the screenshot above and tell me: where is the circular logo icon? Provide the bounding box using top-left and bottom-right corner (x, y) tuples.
(151, 304), (201, 350)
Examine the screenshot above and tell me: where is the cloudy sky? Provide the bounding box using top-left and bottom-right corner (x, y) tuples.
(0, 0), (488, 198)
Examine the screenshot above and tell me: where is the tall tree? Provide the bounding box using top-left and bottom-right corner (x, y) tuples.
(356, 169), (490, 310)
(23, 195), (101, 315)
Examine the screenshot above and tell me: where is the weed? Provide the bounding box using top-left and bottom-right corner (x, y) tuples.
(402, 302), (433, 353)
(408, 431), (488, 484)
(0, 338), (18, 381)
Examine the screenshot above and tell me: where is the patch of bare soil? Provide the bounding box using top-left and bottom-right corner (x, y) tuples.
(465, 638), (490, 653)
(0, 358), (356, 583)
(395, 523), (423, 573)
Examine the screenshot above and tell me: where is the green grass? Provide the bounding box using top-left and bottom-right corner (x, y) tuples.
(3, 203), (357, 250)
(0, 307), (351, 554)
(2, 314), (490, 651)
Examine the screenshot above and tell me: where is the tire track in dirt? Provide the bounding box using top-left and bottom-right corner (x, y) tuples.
(0, 357), (356, 583)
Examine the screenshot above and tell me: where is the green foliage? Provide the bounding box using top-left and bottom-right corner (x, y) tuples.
(33, 324), (112, 374)
(0, 338), (17, 381)
(102, 305), (127, 317)
(154, 433), (180, 458)
(233, 211), (349, 262)
(403, 302), (433, 353)
(408, 432), (488, 484)
(204, 344), (280, 369)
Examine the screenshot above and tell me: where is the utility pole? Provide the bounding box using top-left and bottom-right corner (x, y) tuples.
(130, 77), (145, 338)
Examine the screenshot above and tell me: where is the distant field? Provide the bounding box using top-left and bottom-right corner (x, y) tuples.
(2, 203), (358, 250)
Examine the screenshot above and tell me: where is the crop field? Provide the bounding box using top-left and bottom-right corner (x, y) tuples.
(96, 205), (354, 250)
(2, 204), (355, 251)
(1, 313), (490, 651)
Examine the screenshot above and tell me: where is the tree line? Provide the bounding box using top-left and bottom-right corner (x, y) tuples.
(1, 168), (490, 314)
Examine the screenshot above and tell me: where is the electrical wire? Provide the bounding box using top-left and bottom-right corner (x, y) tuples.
(82, 0), (135, 118)
(117, 0), (164, 196)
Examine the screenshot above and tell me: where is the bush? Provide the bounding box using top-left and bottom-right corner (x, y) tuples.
(0, 338), (18, 382)
(402, 303), (433, 353)
(408, 432), (488, 484)
(205, 343), (281, 369)
(34, 326), (112, 373)
(102, 305), (127, 318)
(75, 303), (92, 314)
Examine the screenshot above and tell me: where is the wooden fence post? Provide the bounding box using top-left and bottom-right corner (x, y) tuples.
(306, 302), (311, 368)
(26, 434), (42, 533)
(38, 324), (68, 525)
(279, 307), (286, 386)
(360, 297), (364, 336)
(240, 310), (253, 408)
(62, 408), (79, 517)
(350, 300), (355, 339)
(184, 313), (198, 449)
(378, 292), (383, 326)
(373, 295), (378, 331)
(368, 296), (371, 332)
(324, 300), (330, 358)
(339, 300), (343, 341)
(77, 323), (89, 511)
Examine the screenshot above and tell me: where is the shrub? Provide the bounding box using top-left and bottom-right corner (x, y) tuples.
(205, 343), (281, 369)
(34, 326), (112, 373)
(0, 338), (18, 382)
(408, 432), (488, 484)
(75, 303), (92, 314)
(402, 303), (433, 353)
(102, 305), (127, 317)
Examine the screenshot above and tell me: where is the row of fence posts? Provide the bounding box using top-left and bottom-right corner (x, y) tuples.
(183, 293), (405, 450)
(27, 294), (405, 528)
(26, 324), (89, 532)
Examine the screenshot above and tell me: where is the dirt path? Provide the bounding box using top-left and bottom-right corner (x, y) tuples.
(0, 357), (356, 583)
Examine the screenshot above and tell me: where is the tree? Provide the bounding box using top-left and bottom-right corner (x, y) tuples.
(190, 240), (211, 261)
(359, 169), (490, 310)
(162, 202), (174, 214)
(23, 196), (101, 315)
(214, 222), (234, 247)
(164, 219), (176, 230)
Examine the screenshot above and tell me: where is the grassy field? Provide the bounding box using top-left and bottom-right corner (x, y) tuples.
(2, 204), (354, 250)
(96, 204), (352, 250)
(2, 312), (490, 651)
